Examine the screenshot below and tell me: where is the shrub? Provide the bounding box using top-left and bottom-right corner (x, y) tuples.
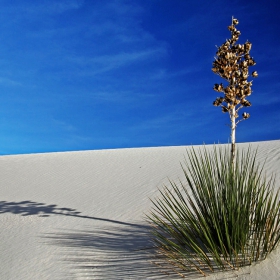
(146, 146), (280, 277)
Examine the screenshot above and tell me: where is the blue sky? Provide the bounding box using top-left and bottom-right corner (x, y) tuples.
(0, 0), (279, 155)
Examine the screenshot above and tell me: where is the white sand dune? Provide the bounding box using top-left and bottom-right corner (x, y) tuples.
(0, 140), (280, 280)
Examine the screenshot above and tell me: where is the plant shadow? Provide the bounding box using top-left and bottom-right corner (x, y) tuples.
(43, 224), (199, 279)
(0, 200), (81, 217)
(0, 200), (202, 278)
(0, 200), (136, 226)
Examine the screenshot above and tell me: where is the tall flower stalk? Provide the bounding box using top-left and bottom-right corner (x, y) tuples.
(212, 17), (258, 163)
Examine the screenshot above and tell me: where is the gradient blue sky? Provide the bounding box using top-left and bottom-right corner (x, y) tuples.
(0, 0), (279, 155)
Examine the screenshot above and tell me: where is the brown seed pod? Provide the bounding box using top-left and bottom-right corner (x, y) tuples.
(242, 73), (249, 79)
(234, 71), (241, 77)
(233, 99), (240, 105)
(248, 58), (256, 66)
(244, 41), (252, 52)
(225, 52), (233, 59)
(213, 97), (224, 106)
(212, 67), (218, 73)
(244, 87), (252, 96)
(234, 30), (241, 36)
(213, 83), (224, 92)
(242, 60), (248, 67)
(241, 99), (252, 107)
(242, 112), (250, 119)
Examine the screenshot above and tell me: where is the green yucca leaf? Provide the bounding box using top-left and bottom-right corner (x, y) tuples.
(146, 145), (280, 277)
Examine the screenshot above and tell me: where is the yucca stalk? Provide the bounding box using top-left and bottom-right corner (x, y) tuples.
(212, 17), (258, 164)
(146, 146), (280, 277)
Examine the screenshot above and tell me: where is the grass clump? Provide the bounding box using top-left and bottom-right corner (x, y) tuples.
(146, 146), (280, 277)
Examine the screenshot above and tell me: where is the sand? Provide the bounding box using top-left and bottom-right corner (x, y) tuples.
(0, 140), (279, 279)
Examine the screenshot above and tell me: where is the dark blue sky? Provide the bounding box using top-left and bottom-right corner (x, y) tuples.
(0, 0), (279, 154)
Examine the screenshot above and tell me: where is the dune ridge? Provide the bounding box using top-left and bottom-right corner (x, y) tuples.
(0, 140), (279, 279)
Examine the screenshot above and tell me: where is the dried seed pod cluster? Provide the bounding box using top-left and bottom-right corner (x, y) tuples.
(212, 18), (257, 121)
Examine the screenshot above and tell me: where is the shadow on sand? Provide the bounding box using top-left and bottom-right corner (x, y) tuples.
(0, 200), (137, 226)
(43, 224), (196, 280)
(0, 200), (200, 279)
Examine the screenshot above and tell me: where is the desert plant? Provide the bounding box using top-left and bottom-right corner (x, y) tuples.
(212, 17), (258, 163)
(146, 146), (280, 277)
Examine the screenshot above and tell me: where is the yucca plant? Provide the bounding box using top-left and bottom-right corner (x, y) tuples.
(212, 17), (258, 163)
(146, 146), (280, 277)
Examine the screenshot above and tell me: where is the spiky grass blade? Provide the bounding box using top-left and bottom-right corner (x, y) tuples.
(146, 145), (280, 277)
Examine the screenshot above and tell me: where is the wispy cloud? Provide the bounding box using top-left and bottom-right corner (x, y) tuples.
(2, 0), (84, 17)
(67, 47), (167, 76)
(0, 77), (22, 87)
(149, 66), (202, 81)
(51, 118), (77, 133)
(130, 106), (211, 135)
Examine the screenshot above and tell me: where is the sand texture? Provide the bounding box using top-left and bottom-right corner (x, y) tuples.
(0, 140), (279, 279)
